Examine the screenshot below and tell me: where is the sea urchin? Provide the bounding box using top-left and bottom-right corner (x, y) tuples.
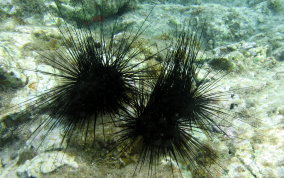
(115, 25), (227, 176)
(10, 4), (155, 148)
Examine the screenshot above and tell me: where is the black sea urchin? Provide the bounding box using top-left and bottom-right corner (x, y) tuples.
(8, 2), (155, 148)
(115, 26), (228, 176)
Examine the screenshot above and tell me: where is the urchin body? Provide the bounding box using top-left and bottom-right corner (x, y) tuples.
(50, 63), (130, 124)
(49, 51), (131, 120)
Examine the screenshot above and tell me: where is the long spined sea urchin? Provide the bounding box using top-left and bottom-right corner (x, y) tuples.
(115, 25), (230, 176)
(5, 2), (156, 149)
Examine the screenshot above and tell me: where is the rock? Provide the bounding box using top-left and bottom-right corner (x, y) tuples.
(1, 111), (31, 130)
(53, 0), (138, 26)
(253, 126), (284, 177)
(25, 119), (66, 152)
(17, 152), (78, 177)
(209, 57), (235, 71)
(227, 159), (255, 177)
(185, 4), (265, 48)
(267, 0), (283, 13)
(0, 67), (26, 91)
(17, 150), (37, 166)
(234, 140), (261, 177)
(0, 34), (28, 92)
(0, 0), (48, 25)
(272, 47), (284, 61)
